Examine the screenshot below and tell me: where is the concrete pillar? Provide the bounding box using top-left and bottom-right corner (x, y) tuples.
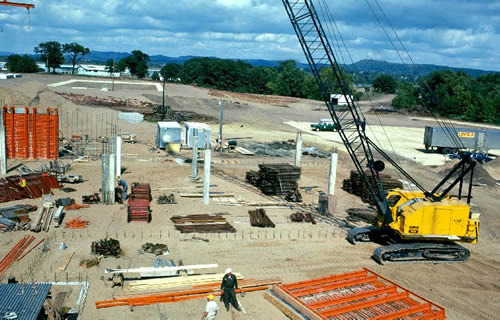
(295, 131), (302, 167)
(218, 100), (223, 145)
(0, 125), (6, 175)
(101, 154), (109, 204)
(108, 153), (116, 204)
(202, 148), (212, 205)
(115, 136), (122, 177)
(328, 153), (338, 195)
(191, 132), (198, 180)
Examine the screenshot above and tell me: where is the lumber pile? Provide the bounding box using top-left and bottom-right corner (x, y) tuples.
(289, 212), (316, 224)
(171, 214), (236, 233)
(95, 276), (281, 308)
(128, 183), (152, 222)
(0, 235), (35, 277)
(246, 164), (301, 195)
(91, 238), (121, 257)
(342, 170), (402, 204)
(248, 208), (275, 228)
(127, 273), (243, 292)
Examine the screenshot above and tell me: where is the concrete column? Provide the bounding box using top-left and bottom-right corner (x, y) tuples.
(202, 148), (212, 205)
(295, 131), (302, 167)
(101, 154), (109, 204)
(218, 100), (223, 144)
(108, 153), (116, 204)
(191, 132), (198, 180)
(0, 125), (6, 175)
(115, 136), (122, 177)
(328, 153), (338, 195)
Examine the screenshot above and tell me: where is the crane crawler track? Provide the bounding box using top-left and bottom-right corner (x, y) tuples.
(373, 242), (470, 264)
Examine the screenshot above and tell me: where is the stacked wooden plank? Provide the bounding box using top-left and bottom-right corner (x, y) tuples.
(0, 235), (35, 277)
(248, 208), (275, 228)
(127, 273), (243, 292)
(246, 164), (301, 195)
(171, 214), (236, 233)
(95, 276), (281, 309)
(128, 183), (152, 222)
(342, 170), (402, 204)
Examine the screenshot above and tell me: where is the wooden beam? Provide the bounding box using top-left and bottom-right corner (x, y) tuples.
(0, 1), (34, 9)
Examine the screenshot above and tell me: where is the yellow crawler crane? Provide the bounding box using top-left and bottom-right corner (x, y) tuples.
(282, 0), (480, 263)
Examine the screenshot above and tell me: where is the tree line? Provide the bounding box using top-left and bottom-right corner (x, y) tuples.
(392, 71), (500, 124)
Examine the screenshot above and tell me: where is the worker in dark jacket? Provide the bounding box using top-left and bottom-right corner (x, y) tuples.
(220, 268), (241, 312)
(117, 178), (128, 201)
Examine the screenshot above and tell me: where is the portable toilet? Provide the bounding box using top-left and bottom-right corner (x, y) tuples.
(184, 122), (211, 149)
(156, 122), (182, 152)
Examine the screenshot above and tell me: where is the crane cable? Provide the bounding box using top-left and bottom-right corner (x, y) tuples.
(369, 0), (465, 151)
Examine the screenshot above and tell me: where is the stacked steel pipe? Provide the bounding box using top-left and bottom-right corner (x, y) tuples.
(0, 235), (35, 277)
(342, 170), (402, 205)
(246, 164), (301, 195)
(128, 183), (152, 222)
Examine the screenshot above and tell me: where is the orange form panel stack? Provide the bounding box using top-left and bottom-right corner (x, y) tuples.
(271, 268), (446, 320)
(3, 106), (59, 160)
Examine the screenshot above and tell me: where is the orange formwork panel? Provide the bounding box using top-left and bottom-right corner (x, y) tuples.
(2, 106), (59, 160)
(271, 268), (446, 320)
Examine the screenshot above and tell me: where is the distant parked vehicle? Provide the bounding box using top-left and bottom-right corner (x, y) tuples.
(311, 118), (338, 131)
(424, 126), (500, 154)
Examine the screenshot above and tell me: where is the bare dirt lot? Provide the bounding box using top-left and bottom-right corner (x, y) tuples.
(1, 74), (499, 320)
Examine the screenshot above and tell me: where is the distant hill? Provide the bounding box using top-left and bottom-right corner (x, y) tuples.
(0, 51), (496, 80)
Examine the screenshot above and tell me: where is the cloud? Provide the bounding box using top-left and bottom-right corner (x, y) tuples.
(0, 0), (498, 71)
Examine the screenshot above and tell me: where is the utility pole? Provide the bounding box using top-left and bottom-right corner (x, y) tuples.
(162, 76), (166, 120)
(111, 59), (115, 92)
(218, 100), (223, 146)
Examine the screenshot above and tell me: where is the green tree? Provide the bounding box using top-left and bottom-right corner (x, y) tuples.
(151, 71), (160, 81)
(392, 83), (419, 109)
(276, 60), (305, 97)
(373, 74), (397, 93)
(34, 41), (64, 72)
(120, 50), (150, 79)
(6, 55), (40, 73)
(160, 63), (182, 81)
(62, 42), (90, 74)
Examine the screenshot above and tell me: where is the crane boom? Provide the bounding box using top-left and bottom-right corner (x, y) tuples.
(281, 0), (393, 222)
(0, 0), (34, 9)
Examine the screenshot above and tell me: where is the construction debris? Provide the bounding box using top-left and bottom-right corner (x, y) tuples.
(0, 204), (37, 223)
(91, 238), (121, 258)
(0, 173), (60, 203)
(64, 203), (90, 210)
(342, 170), (402, 205)
(269, 268), (445, 320)
(246, 164), (301, 195)
(248, 208), (275, 228)
(128, 183), (152, 222)
(82, 193), (101, 204)
(139, 243), (169, 256)
(0, 235), (35, 277)
(171, 214), (236, 233)
(156, 193), (176, 204)
(65, 217), (89, 229)
(289, 212), (316, 224)
(56, 92), (154, 114)
(80, 257), (101, 269)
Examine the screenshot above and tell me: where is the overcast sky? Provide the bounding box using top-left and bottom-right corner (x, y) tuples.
(0, 0), (499, 71)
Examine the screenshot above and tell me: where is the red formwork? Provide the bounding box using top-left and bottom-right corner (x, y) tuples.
(2, 106), (59, 160)
(127, 184), (152, 223)
(272, 268), (446, 320)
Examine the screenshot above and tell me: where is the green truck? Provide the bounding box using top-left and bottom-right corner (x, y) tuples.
(310, 118), (337, 131)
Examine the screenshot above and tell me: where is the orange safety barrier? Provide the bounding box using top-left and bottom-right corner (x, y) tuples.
(2, 106), (59, 160)
(272, 268), (446, 320)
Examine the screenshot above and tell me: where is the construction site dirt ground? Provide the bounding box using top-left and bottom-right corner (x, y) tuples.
(0, 74), (499, 320)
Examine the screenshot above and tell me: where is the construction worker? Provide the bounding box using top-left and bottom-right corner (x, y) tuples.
(117, 177), (128, 201)
(201, 294), (218, 320)
(220, 268), (241, 312)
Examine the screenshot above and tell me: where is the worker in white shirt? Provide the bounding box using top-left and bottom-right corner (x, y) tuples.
(201, 294), (219, 320)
